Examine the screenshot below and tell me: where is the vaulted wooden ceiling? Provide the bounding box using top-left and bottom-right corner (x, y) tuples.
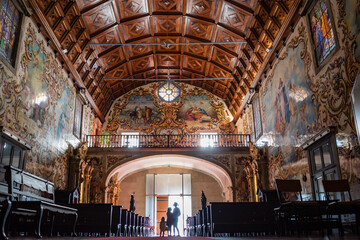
(29, 0), (300, 122)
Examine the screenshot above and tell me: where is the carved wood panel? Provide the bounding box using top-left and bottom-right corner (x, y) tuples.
(31, 0), (298, 118)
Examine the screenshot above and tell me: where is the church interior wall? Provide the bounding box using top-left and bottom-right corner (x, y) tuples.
(116, 167), (223, 217)
(0, 17), (95, 189)
(102, 82), (234, 135)
(236, 0), (360, 198)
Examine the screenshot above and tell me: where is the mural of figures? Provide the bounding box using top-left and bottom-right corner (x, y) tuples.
(0, 20), (93, 189)
(344, 0), (360, 59)
(179, 95), (217, 130)
(262, 41), (316, 163)
(104, 83), (232, 134)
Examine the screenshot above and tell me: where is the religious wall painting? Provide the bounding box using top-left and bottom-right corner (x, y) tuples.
(74, 96), (83, 139)
(104, 83), (233, 134)
(308, 0), (338, 70)
(0, 21), (77, 188)
(23, 41), (49, 128)
(262, 41), (316, 164)
(343, 0), (360, 60)
(252, 93), (262, 141)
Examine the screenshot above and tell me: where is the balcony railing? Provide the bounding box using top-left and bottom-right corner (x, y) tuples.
(86, 134), (251, 148)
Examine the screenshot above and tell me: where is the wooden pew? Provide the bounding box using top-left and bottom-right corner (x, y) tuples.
(67, 203), (113, 237)
(126, 211), (133, 236)
(209, 202), (278, 237)
(196, 210), (202, 236)
(4, 166), (77, 238)
(121, 209), (128, 236)
(111, 205), (122, 236)
(0, 198), (11, 240)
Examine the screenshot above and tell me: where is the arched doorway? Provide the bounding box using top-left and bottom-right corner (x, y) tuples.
(105, 154), (233, 201)
(104, 154), (233, 235)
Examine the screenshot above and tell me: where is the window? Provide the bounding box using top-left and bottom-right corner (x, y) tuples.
(0, 0), (22, 67)
(305, 128), (340, 201)
(121, 132), (139, 148)
(200, 132), (218, 147)
(158, 82), (180, 102)
(308, 0), (338, 69)
(0, 130), (29, 183)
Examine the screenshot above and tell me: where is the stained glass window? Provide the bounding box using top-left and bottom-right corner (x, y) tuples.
(0, 0), (21, 66)
(310, 0), (336, 64)
(158, 82), (180, 102)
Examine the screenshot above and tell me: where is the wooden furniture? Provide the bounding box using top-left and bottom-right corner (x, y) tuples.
(209, 202), (278, 237)
(4, 166), (77, 238)
(275, 179), (326, 236)
(11, 201), (78, 237)
(67, 203), (113, 236)
(55, 188), (80, 204)
(0, 198), (11, 240)
(111, 205), (122, 236)
(121, 209), (128, 236)
(323, 179), (360, 235)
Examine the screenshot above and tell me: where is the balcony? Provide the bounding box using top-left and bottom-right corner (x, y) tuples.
(86, 134), (251, 148)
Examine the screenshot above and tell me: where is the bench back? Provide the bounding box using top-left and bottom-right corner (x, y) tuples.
(275, 179), (303, 202)
(5, 165), (54, 202)
(69, 203), (113, 235)
(209, 202), (278, 224)
(322, 179), (352, 201)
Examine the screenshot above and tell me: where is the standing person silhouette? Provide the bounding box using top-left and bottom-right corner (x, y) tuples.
(172, 202), (181, 236)
(166, 207), (173, 236)
(130, 193), (135, 212)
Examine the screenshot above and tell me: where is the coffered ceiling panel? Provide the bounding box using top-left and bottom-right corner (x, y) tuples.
(116, 0), (148, 20)
(119, 16), (151, 41)
(31, 0), (300, 118)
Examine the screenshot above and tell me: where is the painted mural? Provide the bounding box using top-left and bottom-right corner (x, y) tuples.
(104, 82), (233, 134)
(260, 26), (317, 164)
(244, 0), (360, 193)
(0, 20), (94, 189)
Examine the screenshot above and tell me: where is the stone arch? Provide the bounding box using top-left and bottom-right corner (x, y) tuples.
(104, 154), (234, 202)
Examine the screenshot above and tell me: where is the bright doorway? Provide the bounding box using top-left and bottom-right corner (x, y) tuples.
(146, 173), (192, 236)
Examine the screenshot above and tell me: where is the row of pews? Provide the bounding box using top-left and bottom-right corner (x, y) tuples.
(64, 204), (151, 237)
(186, 202), (279, 237)
(0, 165), (150, 239)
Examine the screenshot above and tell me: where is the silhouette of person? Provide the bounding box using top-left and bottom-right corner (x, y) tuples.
(172, 202), (181, 236)
(166, 207), (173, 236)
(201, 190), (207, 210)
(130, 193), (135, 212)
(160, 216), (166, 237)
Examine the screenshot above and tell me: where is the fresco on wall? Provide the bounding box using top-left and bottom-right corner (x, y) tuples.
(251, 0), (360, 191)
(261, 38), (316, 163)
(104, 82), (232, 134)
(0, 21), (92, 189)
(343, 0), (360, 59)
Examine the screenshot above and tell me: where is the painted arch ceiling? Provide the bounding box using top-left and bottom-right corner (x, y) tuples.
(30, 0), (297, 120)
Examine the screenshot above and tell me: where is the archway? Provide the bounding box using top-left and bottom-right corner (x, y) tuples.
(105, 154), (233, 202)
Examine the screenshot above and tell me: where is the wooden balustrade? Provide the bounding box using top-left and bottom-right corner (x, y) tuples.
(86, 134), (250, 148)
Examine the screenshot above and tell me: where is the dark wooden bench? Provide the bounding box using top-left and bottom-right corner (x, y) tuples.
(323, 180), (360, 235)
(121, 208), (128, 236)
(0, 198), (11, 240)
(4, 166), (77, 238)
(111, 205), (122, 236)
(67, 203), (113, 236)
(209, 202), (279, 237)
